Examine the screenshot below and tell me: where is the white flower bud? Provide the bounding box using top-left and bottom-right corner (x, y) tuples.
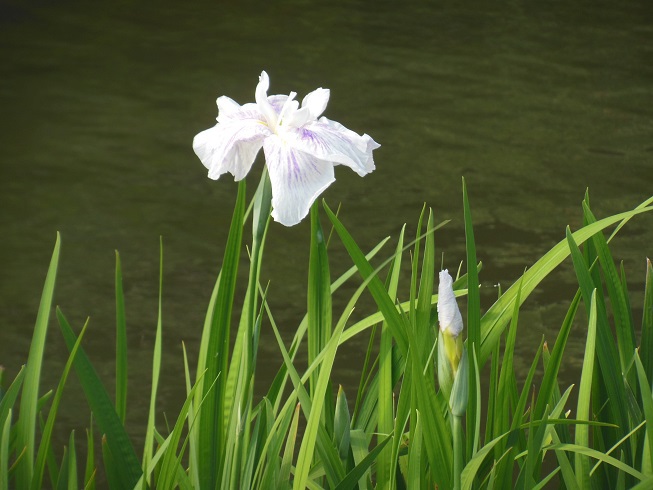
(437, 269), (463, 338)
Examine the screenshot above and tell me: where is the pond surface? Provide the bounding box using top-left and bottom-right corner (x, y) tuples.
(1, 0), (652, 450)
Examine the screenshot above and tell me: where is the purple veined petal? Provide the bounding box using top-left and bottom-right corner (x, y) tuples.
(268, 95), (298, 114)
(301, 87), (330, 120)
(263, 135), (336, 226)
(217, 100), (264, 124)
(437, 270), (464, 337)
(193, 119), (270, 181)
(282, 117), (380, 176)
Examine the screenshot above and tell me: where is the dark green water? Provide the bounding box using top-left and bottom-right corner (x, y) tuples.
(1, 0), (652, 450)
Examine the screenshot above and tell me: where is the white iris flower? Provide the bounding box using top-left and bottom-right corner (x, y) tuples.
(193, 71), (380, 226)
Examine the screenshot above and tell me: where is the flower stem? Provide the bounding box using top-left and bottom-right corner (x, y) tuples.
(453, 413), (464, 490)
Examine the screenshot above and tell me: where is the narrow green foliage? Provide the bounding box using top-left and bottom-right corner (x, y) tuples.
(407, 410), (423, 489)
(1, 409), (11, 490)
(548, 444), (644, 481)
(575, 290), (598, 489)
(0, 366), (25, 443)
(491, 281), (522, 489)
(142, 238), (164, 487)
(634, 352), (653, 475)
(198, 180), (246, 489)
(533, 281), (578, 423)
(16, 232), (60, 488)
(157, 370), (206, 490)
(377, 225), (405, 488)
(115, 251), (128, 424)
(416, 210), (436, 373)
(308, 203), (334, 434)
(463, 179), (481, 465)
(479, 204), (653, 366)
(263, 296), (345, 487)
(333, 386), (351, 462)
(642, 258), (653, 381)
(58, 309), (142, 488)
(5, 182), (651, 490)
(32, 317), (89, 490)
(293, 289), (351, 490)
(408, 331), (453, 489)
(323, 201), (409, 356)
(67, 431), (78, 490)
(566, 226), (632, 465)
(84, 416), (95, 490)
(56, 446), (69, 490)
(100, 436), (121, 490)
(278, 403), (300, 488)
(583, 203), (636, 386)
(333, 433), (393, 490)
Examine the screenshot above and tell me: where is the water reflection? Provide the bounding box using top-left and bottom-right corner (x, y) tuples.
(1, 0), (651, 452)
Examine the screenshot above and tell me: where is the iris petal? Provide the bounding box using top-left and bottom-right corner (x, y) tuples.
(256, 71), (279, 127)
(216, 96), (241, 120)
(282, 117), (379, 176)
(193, 118), (270, 181)
(301, 88), (330, 120)
(263, 135), (336, 226)
(217, 99), (263, 124)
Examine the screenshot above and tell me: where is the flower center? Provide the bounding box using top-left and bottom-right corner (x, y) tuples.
(276, 91), (297, 130)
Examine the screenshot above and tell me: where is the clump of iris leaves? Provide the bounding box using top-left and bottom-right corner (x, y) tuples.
(1, 174), (652, 490)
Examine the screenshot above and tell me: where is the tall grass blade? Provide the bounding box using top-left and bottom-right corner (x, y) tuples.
(1, 409), (11, 490)
(56, 446), (69, 490)
(323, 201), (408, 356)
(583, 203), (636, 386)
(101, 436), (121, 490)
(84, 416), (95, 490)
(409, 414), (426, 490)
(263, 294), (345, 487)
(115, 251), (128, 424)
(278, 403), (301, 487)
(142, 237), (164, 486)
(634, 351), (653, 475)
(58, 309), (141, 488)
(67, 430), (78, 490)
(199, 179), (246, 489)
(378, 225), (405, 488)
(642, 259), (653, 380)
(533, 280), (577, 423)
(546, 444), (644, 481)
(462, 178), (481, 462)
(308, 204), (334, 433)
(0, 366), (25, 442)
(293, 301), (350, 490)
(221, 170), (270, 477)
(157, 371), (206, 490)
(575, 289), (598, 489)
(32, 317), (89, 490)
(416, 210), (436, 376)
(333, 433), (393, 490)
(461, 431), (511, 490)
(566, 227), (632, 465)
(479, 204), (653, 366)
(408, 334), (453, 489)
(16, 232), (60, 488)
